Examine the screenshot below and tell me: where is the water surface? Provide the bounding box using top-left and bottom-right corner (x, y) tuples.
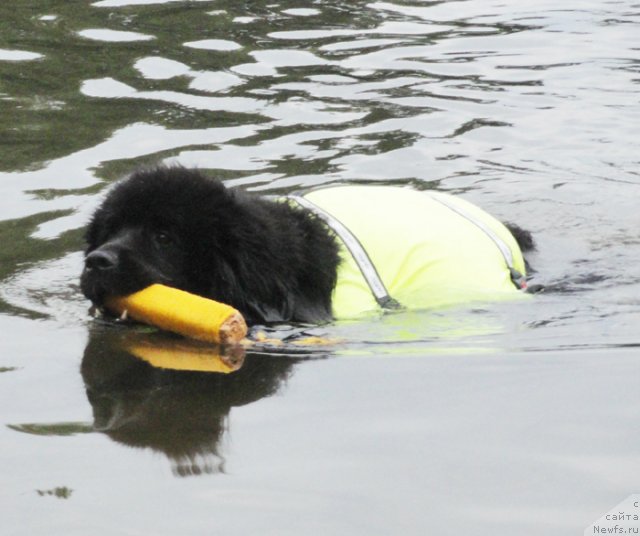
(0, 1), (638, 534)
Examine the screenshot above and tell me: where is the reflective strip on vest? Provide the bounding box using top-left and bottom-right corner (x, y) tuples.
(290, 194), (401, 310)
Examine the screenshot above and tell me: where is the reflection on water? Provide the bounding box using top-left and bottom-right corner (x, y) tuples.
(80, 325), (307, 477)
(9, 323), (331, 477)
(124, 337), (246, 374)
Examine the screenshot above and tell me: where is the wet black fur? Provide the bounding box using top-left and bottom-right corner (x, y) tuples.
(81, 166), (341, 325)
(81, 166), (534, 325)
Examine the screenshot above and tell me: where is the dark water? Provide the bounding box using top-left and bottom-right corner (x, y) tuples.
(1, 1), (639, 534)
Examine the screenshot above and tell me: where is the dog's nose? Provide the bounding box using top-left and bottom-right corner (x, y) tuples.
(85, 249), (117, 271)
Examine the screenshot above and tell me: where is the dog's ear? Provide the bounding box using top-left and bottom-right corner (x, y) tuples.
(193, 257), (290, 324)
(289, 297), (333, 324)
(244, 291), (332, 324)
(244, 299), (292, 324)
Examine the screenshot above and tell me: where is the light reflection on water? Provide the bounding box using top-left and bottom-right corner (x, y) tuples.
(0, 0), (638, 534)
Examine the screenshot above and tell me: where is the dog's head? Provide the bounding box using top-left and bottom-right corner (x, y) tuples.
(80, 166), (239, 308)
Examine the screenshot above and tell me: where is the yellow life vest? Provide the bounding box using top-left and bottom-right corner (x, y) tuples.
(291, 186), (527, 319)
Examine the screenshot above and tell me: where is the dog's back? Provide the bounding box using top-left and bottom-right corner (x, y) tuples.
(295, 186), (529, 318)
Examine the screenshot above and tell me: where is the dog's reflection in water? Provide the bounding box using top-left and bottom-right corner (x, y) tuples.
(81, 325), (317, 477)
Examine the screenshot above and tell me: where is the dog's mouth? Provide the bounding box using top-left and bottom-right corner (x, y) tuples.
(80, 264), (180, 321)
(80, 273), (107, 308)
(82, 284), (133, 324)
(80, 267), (142, 310)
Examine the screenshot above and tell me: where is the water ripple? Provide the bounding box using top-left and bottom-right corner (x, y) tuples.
(0, 0), (638, 350)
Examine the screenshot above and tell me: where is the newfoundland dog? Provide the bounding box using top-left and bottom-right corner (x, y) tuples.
(81, 166), (533, 326)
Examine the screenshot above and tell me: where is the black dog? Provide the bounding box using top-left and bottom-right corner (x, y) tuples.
(81, 166), (341, 325)
(81, 166), (533, 325)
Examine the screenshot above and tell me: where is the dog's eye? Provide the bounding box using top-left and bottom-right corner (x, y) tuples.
(153, 230), (174, 247)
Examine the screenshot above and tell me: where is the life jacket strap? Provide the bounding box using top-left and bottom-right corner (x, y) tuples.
(427, 193), (527, 290)
(289, 194), (402, 311)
